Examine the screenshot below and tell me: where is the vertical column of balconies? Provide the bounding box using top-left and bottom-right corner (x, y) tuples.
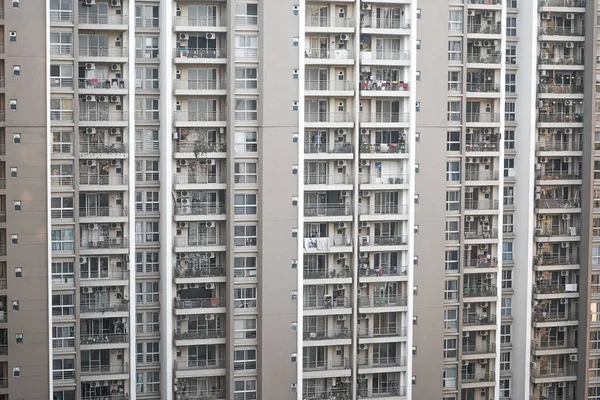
(529, 1), (586, 399)
(302, 0), (413, 399)
(50, 1), (133, 399)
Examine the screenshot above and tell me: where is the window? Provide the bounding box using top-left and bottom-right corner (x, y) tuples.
(501, 296), (512, 316)
(500, 324), (511, 344)
(136, 370), (160, 393)
(234, 318), (257, 339)
(447, 71), (462, 93)
(52, 294), (74, 316)
(502, 242), (513, 262)
(506, 17), (517, 36)
(235, 35), (259, 57)
(234, 256), (257, 278)
(444, 279), (458, 301)
(235, 67), (258, 89)
(236, 3), (258, 25)
(445, 250), (459, 271)
(502, 269), (513, 289)
(505, 101), (516, 122)
(506, 45), (517, 64)
(136, 191), (160, 213)
(136, 281), (159, 303)
(504, 158), (515, 178)
(135, 221), (160, 244)
(12, 367), (19, 377)
(136, 311), (160, 334)
(235, 379), (257, 400)
(447, 40), (462, 63)
(448, 10), (463, 31)
(135, 67), (159, 91)
(50, 0), (73, 22)
(234, 224), (257, 247)
(52, 358), (75, 381)
(136, 252), (160, 274)
(51, 196), (74, 219)
(234, 348), (257, 370)
(446, 161), (460, 182)
(14, 268), (22, 278)
(235, 131), (258, 152)
(52, 326), (74, 349)
(447, 101), (461, 122)
(50, 31), (73, 56)
(503, 214), (514, 234)
(234, 162), (258, 184)
(135, 5), (159, 28)
(504, 186), (514, 206)
(52, 131), (73, 154)
(13, 133), (20, 143)
(135, 129), (159, 153)
(51, 228), (74, 252)
(9, 167), (17, 178)
(12, 0), (19, 8)
(13, 200), (21, 211)
(505, 73), (516, 93)
(135, 35), (159, 59)
(507, 0), (517, 7)
(12, 300), (18, 311)
(500, 352), (511, 371)
(52, 261), (74, 284)
(10, 234), (17, 245)
(234, 287), (257, 309)
(9, 100), (17, 110)
(446, 190), (460, 212)
(446, 131), (460, 151)
(445, 220), (460, 241)
(8, 31), (16, 42)
(499, 379), (511, 399)
(234, 194), (257, 215)
(443, 338), (457, 359)
(504, 130), (515, 149)
(50, 98), (74, 121)
(135, 160), (159, 182)
(442, 366), (457, 389)
(444, 309), (458, 331)
(135, 98), (159, 121)
(235, 99), (258, 121)
(139, 342), (160, 363)
(15, 333), (23, 344)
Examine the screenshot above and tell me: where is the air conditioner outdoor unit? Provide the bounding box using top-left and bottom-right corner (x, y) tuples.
(361, 128), (369, 135)
(537, 243), (544, 249)
(486, 273), (493, 279)
(206, 33), (216, 40)
(467, 10), (475, 17)
(561, 242), (569, 248)
(359, 251), (368, 258)
(85, 62), (95, 69)
(206, 221), (216, 228)
(87, 160), (97, 167)
(205, 283), (215, 290)
(337, 315), (346, 321)
(484, 11), (493, 18)
(361, 160), (370, 166)
(538, 214), (546, 220)
(483, 40), (491, 47)
(540, 157), (548, 163)
(465, 187), (473, 193)
(98, 95), (108, 103)
(110, 0), (121, 6)
(179, 159), (187, 166)
(537, 271), (544, 277)
(206, 159), (215, 165)
(558, 382), (565, 388)
(473, 40), (482, 47)
(110, 223), (119, 230)
(110, 96), (120, 103)
(562, 214), (570, 220)
(569, 354), (578, 362)
(338, 253), (346, 260)
(337, 222), (346, 230)
(360, 313), (368, 319)
(340, 34), (349, 41)
(80, 257), (87, 264)
(560, 298), (568, 304)
(542, 13), (550, 20)
(85, 95), (96, 102)
(362, 3), (371, 10)
(479, 244), (488, 250)
(462, 361), (469, 366)
(110, 63), (121, 71)
(337, 160), (346, 167)
(565, 42), (574, 48)
(463, 331), (470, 337)
(563, 157), (571, 163)
(566, 13), (574, 20)
(359, 283), (366, 289)
(178, 222), (187, 229)
(359, 344), (367, 351)
(541, 53), (549, 60)
(179, 33), (189, 41)
(86, 127), (96, 135)
(541, 42), (549, 49)
(207, 252), (216, 259)
(110, 128), (120, 135)
(464, 245), (472, 250)
(110, 238), (118, 245)
(88, 223), (98, 230)
(536, 228), (543, 235)
(561, 270), (568, 276)
(337, 284), (344, 290)
(83, 287), (92, 294)
(361, 191), (370, 197)
(466, 216), (474, 222)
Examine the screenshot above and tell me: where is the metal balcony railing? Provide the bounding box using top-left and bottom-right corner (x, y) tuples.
(79, 174), (127, 186)
(304, 268), (351, 279)
(362, 235), (408, 246)
(464, 228), (499, 240)
(357, 356), (407, 367)
(464, 258), (498, 269)
(361, 80), (409, 91)
(531, 365), (577, 378)
(79, 206), (127, 218)
(80, 302), (128, 313)
(180, 391), (226, 400)
(466, 83), (500, 92)
(174, 111), (227, 122)
(531, 310), (578, 323)
(50, 43), (71, 56)
(174, 48), (227, 59)
(538, 55), (584, 65)
(362, 18), (410, 29)
(467, 24), (501, 34)
(531, 338), (575, 350)
(303, 296), (349, 309)
(463, 343), (495, 354)
(304, 112), (353, 123)
(303, 236), (351, 249)
(80, 237), (127, 249)
(79, 142), (126, 154)
(303, 328), (349, 340)
(465, 113), (501, 123)
(357, 326), (408, 337)
(358, 295), (408, 307)
(79, 14), (126, 25)
(174, 16), (227, 27)
(358, 204), (410, 215)
(307, 16), (355, 28)
(78, 78), (127, 90)
(174, 202), (225, 216)
(80, 47), (127, 58)
(305, 80), (354, 91)
(535, 198), (580, 209)
(539, 26), (585, 36)
(80, 333), (128, 345)
(175, 236), (226, 247)
(174, 173), (227, 185)
(359, 174), (408, 184)
(304, 142), (353, 154)
(79, 110), (128, 122)
(360, 142), (408, 154)
(464, 200), (499, 210)
(540, 0), (585, 5)
(174, 297), (226, 309)
(536, 170), (581, 180)
(52, 337), (74, 349)
(303, 389), (349, 400)
(303, 359), (348, 371)
(370, 384), (407, 397)
(463, 285), (497, 297)
(175, 142), (226, 153)
(360, 112), (410, 123)
(50, 110), (74, 121)
(173, 80), (227, 91)
(174, 328), (224, 341)
(304, 203), (352, 217)
(535, 255), (579, 266)
(463, 313), (497, 326)
(536, 142), (582, 151)
(50, 77), (73, 89)
(81, 364), (128, 376)
(535, 226), (580, 237)
(174, 265), (225, 278)
(80, 269), (128, 281)
(537, 84), (583, 94)
(462, 372), (495, 382)
(533, 283), (578, 295)
(305, 48), (354, 60)
(538, 113), (583, 123)
(465, 170), (500, 180)
(466, 53), (502, 64)
(175, 359), (225, 370)
(358, 265), (407, 277)
(304, 174), (351, 185)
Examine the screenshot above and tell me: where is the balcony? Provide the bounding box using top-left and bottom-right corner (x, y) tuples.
(466, 83), (501, 93)
(465, 113), (501, 123)
(531, 339), (576, 351)
(540, 0), (585, 6)
(463, 285), (497, 298)
(305, 143), (354, 157)
(303, 359), (349, 371)
(174, 142), (227, 154)
(174, 328), (225, 341)
(465, 170), (500, 181)
(361, 235), (408, 247)
(466, 53), (502, 64)
(303, 389), (349, 400)
(303, 296), (349, 310)
(538, 113), (583, 123)
(80, 302), (128, 314)
(539, 26), (584, 37)
(304, 112), (353, 124)
(467, 24), (501, 35)
(80, 237), (127, 250)
(174, 202), (226, 217)
(78, 111), (128, 123)
(359, 174), (408, 185)
(366, 385), (407, 398)
(303, 327), (350, 341)
(305, 80), (354, 93)
(78, 13), (127, 26)
(358, 295), (407, 308)
(463, 313), (497, 326)
(305, 48), (354, 62)
(531, 365), (577, 378)
(50, 77), (73, 90)
(174, 235), (227, 248)
(534, 255), (579, 267)
(173, 79), (227, 94)
(173, 16), (227, 28)
(531, 311), (578, 324)
(464, 228), (499, 240)
(78, 78), (127, 91)
(360, 142), (408, 155)
(175, 358), (226, 372)
(79, 142), (127, 155)
(304, 204), (352, 218)
(536, 142), (582, 152)
(464, 258), (498, 270)
(79, 174), (127, 188)
(538, 55), (584, 66)
(533, 283), (578, 296)
(360, 112), (410, 124)
(535, 198), (580, 210)
(462, 372), (495, 383)
(535, 226), (580, 238)
(358, 204), (409, 216)
(79, 206), (127, 219)
(536, 170), (581, 181)
(174, 265), (226, 279)
(174, 111), (227, 124)
(464, 200), (499, 211)
(463, 343), (495, 355)
(303, 236), (351, 251)
(50, 110), (74, 123)
(537, 84), (584, 95)
(79, 47), (127, 59)
(80, 333), (128, 346)
(357, 326), (407, 338)
(304, 268), (351, 280)
(360, 50), (411, 63)
(174, 173), (227, 186)
(358, 265), (407, 278)
(362, 17), (410, 30)
(174, 48), (228, 61)
(304, 174), (351, 185)
(306, 16), (355, 29)
(357, 356), (407, 368)
(174, 297), (226, 310)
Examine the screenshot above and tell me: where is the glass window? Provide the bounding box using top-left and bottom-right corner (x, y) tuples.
(235, 35), (259, 57)
(445, 250), (459, 271)
(503, 214), (514, 234)
(234, 318), (257, 339)
(505, 101), (516, 122)
(447, 40), (462, 63)
(235, 67), (258, 89)
(502, 269), (513, 289)
(500, 351), (511, 371)
(442, 366), (457, 389)
(506, 17), (517, 36)
(52, 294), (74, 316)
(234, 378), (257, 400)
(506, 45), (517, 64)
(448, 10), (463, 31)
(51, 228), (74, 252)
(234, 162), (258, 184)
(443, 338), (457, 359)
(235, 131), (258, 152)
(502, 242), (513, 261)
(446, 190), (460, 212)
(447, 101), (461, 122)
(447, 71), (462, 93)
(235, 99), (258, 121)
(445, 220), (460, 241)
(444, 309), (458, 331)
(504, 130), (515, 149)
(444, 279), (458, 301)
(500, 324), (511, 344)
(446, 161), (460, 182)
(234, 194), (257, 215)
(234, 287), (257, 309)
(234, 349), (257, 370)
(505, 73), (516, 93)
(501, 296), (512, 316)
(235, 3), (258, 25)
(446, 131), (460, 151)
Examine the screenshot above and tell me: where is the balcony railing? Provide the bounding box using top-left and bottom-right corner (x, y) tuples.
(531, 338), (575, 350)
(363, 50), (411, 61)
(463, 343), (495, 354)
(464, 258), (498, 269)
(538, 113), (583, 123)
(357, 326), (408, 337)
(80, 174), (127, 186)
(462, 372), (495, 382)
(80, 302), (128, 313)
(531, 365), (577, 378)
(304, 203), (352, 217)
(175, 142), (226, 153)
(535, 226), (580, 237)
(78, 78), (127, 90)
(358, 204), (410, 215)
(303, 389), (349, 400)
(464, 228), (499, 240)
(305, 80), (354, 91)
(531, 310), (578, 323)
(303, 296), (349, 309)
(536, 170), (581, 180)
(538, 84), (583, 94)
(538, 55), (584, 65)
(360, 142), (408, 154)
(175, 236), (226, 247)
(362, 235), (408, 246)
(175, 358), (226, 370)
(466, 53), (502, 64)
(362, 18), (410, 29)
(534, 255), (579, 266)
(467, 24), (501, 34)
(360, 112), (410, 123)
(303, 236), (351, 250)
(174, 173), (227, 185)
(174, 297), (226, 309)
(50, 110), (74, 121)
(358, 295), (407, 307)
(174, 111), (227, 122)
(539, 26), (584, 36)
(79, 142), (126, 154)
(370, 385), (407, 397)
(540, 0), (585, 5)
(535, 198), (580, 209)
(50, 77), (74, 89)
(304, 112), (353, 123)
(173, 80), (227, 91)
(80, 47), (127, 58)
(357, 356), (407, 367)
(79, 206), (127, 218)
(174, 48), (227, 59)
(80, 333), (128, 345)
(465, 113), (501, 123)
(174, 328), (224, 341)
(359, 174), (408, 185)
(79, 111), (128, 122)
(303, 359), (348, 371)
(79, 14), (127, 25)
(361, 80), (409, 91)
(464, 200), (499, 210)
(358, 265), (407, 277)
(80, 237), (127, 249)
(174, 265), (225, 278)
(174, 16), (227, 27)
(80, 269), (128, 281)
(304, 143), (353, 154)
(174, 202), (225, 216)
(466, 83), (500, 92)
(52, 337), (74, 349)
(305, 16), (355, 27)
(304, 174), (351, 185)
(533, 283), (578, 295)
(463, 285), (497, 297)
(303, 327), (350, 340)
(305, 48), (354, 60)
(536, 141), (582, 151)
(463, 313), (497, 326)
(304, 268), (351, 280)
(465, 170), (500, 181)
(81, 364), (127, 376)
